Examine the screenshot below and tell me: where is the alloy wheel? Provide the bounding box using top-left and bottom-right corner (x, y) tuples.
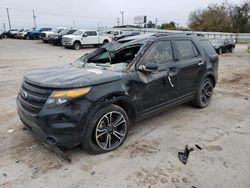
(95, 111), (127, 151)
(201, 81), (213, 105)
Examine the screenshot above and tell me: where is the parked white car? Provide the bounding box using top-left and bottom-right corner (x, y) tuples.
(16, 29), (30, 39)
(62, 30), (112, 50)
(40, 27), (66, 43)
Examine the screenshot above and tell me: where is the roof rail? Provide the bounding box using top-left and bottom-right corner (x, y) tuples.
(153, 32), (205, 37)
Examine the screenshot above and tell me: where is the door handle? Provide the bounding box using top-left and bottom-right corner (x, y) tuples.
(198, 61), (204, 66)
(168, 76), (174, 87)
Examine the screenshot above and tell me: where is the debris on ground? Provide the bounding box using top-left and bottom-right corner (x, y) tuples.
(90, 171), (96, 176)
(195, 144), (202, 150)
(2, 173), (7, 177)
(178, 145), (194, 165)
(7, 129), (15, 133)
(22, 127), (27, 130)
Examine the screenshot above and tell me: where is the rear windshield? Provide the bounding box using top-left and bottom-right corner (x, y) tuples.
(200, 40), (217, 55)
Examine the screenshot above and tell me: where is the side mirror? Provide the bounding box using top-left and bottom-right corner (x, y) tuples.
(138, 63), (158, 73)
(82, 33), (87, 37)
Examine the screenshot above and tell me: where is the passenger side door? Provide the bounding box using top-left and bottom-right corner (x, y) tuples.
(137, 40), (179, 114)
(173, 39), (205, 97)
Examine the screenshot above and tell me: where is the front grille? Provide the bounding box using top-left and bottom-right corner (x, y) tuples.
(62, 37), (71, 43)
(19, 81), (53, 115)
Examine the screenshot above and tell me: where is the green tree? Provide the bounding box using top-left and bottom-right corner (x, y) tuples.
(188, 3), (233, 32)
(160, 21), (177, 30)
(229, 1), (250, 33)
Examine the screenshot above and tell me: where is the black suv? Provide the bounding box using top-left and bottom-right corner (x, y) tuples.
(49, 29), (77, 45)
(17, 34), (218, 154)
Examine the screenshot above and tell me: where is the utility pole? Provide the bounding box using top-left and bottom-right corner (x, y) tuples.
(72, 20), (75, 29)
(120, 11), (124, 26)
(6, 8), (11, 30)
(117, 18), (120, 26)
(155, 18), (158, 28)
(32, 9), (37, 28)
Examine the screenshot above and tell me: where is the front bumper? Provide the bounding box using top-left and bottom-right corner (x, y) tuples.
(62, 41), (73, 46)
(17, 95), (92, 147)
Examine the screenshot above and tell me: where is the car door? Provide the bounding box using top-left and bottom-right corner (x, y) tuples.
(173, 39), (205, 97)
(136, 40), (179, 115)
(82, 31), (98, 45)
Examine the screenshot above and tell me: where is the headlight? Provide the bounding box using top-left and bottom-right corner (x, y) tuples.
(46, 87), (91, 106)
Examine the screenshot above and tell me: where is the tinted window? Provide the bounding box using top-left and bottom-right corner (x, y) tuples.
(175, 40), (199, 60)
(86, 31), (97, 36)
(200, 40), (217, 55)
(143, 41), (173, 65)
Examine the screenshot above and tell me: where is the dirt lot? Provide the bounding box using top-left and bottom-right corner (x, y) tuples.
(0, 39), (249, 188)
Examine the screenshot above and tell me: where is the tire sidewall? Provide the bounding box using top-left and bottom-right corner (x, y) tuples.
(73, 42), (80, 50)
(194, 78), (214, 108)
(81, 104), (129, 154)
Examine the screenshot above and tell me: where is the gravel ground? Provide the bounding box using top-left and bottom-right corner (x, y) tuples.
(0, 39), (249, 188)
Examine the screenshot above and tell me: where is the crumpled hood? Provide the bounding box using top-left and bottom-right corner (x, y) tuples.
(24, 65), (123, 89)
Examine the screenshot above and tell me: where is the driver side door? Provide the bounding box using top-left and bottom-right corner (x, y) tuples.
(137, 40), (179, 116)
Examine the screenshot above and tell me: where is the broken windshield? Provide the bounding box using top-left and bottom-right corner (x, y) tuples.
(74, 39), (149, 72)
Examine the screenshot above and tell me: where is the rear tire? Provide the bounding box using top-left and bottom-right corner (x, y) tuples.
(229, 47), (234, 53)
(217, 48), (222, 55)
(192, 78), (214, 108)
(73, 41), (81, 50)
(81, 104), (129, 154)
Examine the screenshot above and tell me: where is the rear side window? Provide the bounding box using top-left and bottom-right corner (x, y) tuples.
(86, 31), (97, 36)
(200, 40), (217, 56)
(175, 40), (199, 60)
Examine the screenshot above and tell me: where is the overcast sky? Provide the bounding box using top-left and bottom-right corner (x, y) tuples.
(0, 0), (244, 30)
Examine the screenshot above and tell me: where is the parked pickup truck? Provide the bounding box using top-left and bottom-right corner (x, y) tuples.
(26, 27), (51, 39)
(40, 27), (66, 43)
(16, 29), (30, 39)
(62, 30), (112, 50)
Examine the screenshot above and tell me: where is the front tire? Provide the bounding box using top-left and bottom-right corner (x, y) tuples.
(73, 41), (81, 50)
(81, 104), (129, 154)
(192, 78), (214, 108)
(229, 47), (234, 53)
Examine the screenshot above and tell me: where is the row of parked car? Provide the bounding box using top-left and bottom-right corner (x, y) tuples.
(0, 27), (141, 50)
(0, 27), (236, 53)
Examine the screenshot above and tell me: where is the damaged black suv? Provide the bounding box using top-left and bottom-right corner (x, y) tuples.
(17, 34), (218, 154)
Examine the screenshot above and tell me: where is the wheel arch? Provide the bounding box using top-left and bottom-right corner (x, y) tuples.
(73, 40), (81, 44)
(205, 74), (216, 87)
(103, 39), (109, 43)
(92, 94), (138, 124)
